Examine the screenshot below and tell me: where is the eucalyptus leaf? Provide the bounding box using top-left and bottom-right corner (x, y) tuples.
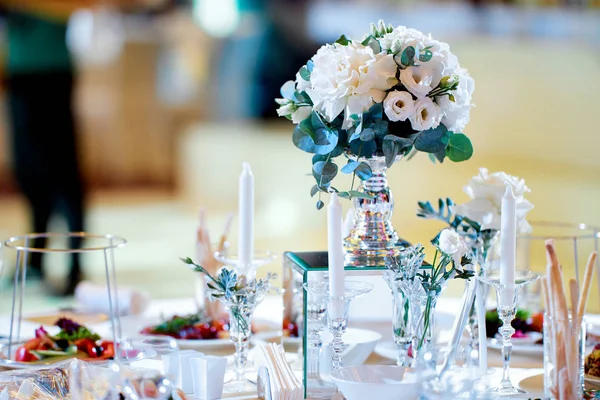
(372, 120), (389, 137)
(341, 161), (361, 174)
(445, 133), (473, 162)
(349, 139), (376, 158)
(412, 124), (449, 153)
(383, 134), (413, 148)
(359, 128), (375, 142)
(316, 200), (324, 210)
(299, 65), (310, 81)
(382, 139), (400, 168)
(307, 60), (314, 72)
(312, 161), (338, 185)
(419, 49), (433, 63)
(310, 184), (319, 197)
(295, 91), (312, 105)
(280, 81), (295, 99)
(337, 191), (351, 199)
(400, 46), (416, 67)
(355, 162), (373, 180)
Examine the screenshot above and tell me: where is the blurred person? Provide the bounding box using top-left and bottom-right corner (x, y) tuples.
(1, 0), (141, 295)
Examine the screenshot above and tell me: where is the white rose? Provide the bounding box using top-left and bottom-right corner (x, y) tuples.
(305, 42), (398, 129)
(438, 229), (470, 270)
(383, 91), (415, 122)
(400, 65), (441, 99)
(451, 168), (534, 233)
(437, 68), (474, 132)
(409, 97), (442, 131)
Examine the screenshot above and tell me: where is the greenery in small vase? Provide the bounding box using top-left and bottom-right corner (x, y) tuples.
(276, 20), (475, 209)
(180, 257), (276, 335)
(386, 230), (475, 351)
(417, 197), (498, 264)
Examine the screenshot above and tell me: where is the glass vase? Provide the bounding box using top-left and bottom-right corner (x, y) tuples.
(415, 289), (439, 359)
(343, 155), (409, 266)
(220, 286), (269, 393)
(544, 314), (585, 400)
(465, 230), (499, 367)
(384, 272), (423, 367)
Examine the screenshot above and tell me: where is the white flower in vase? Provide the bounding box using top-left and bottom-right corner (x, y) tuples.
(275, 80), (312, 123)
(452, 168), (534, 233)
(409, 97), (443, 131)
(438, 229), (470, 271)
(305, 42), (398, 129)
(383, 90), (415, 122)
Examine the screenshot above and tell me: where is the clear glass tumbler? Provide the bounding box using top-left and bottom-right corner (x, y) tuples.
(544, 314), (585, 400)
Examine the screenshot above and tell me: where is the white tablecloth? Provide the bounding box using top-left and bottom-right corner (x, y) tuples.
(1, 297), (551, 399)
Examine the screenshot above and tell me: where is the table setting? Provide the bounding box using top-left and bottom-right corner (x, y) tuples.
(1, 19), (600, 400)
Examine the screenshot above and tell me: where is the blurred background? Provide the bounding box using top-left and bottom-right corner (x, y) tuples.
(0, 0), (599, 313)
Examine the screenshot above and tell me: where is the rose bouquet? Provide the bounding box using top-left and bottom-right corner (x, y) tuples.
(276, 20), (475, 208)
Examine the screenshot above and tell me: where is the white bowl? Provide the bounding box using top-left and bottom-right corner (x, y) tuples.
(320, 328), (382, 373)
(331, 365), (419, 400)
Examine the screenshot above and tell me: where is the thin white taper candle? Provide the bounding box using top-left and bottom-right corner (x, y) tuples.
(499, 185), (517, 307)
(327, 193), (345, 298)
(238, 162), (254, 271)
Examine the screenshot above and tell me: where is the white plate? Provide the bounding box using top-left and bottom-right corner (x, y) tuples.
(586, 374), (600, 389)
(373, 330), (453, 362)
(517, 373), (543, 392)
(487, 337), (543, 356)
(518, 372), (600, 391)
(373, 340), (399, 362)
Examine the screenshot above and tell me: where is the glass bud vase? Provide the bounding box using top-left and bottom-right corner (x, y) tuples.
(465, 230), (499, 365)
(384, 272), (422, 367)
(344, 155), (409, 266)
(415, 289), (439, 360)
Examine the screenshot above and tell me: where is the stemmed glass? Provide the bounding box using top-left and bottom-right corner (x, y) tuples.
(117, 337), (179, 400)
(302, 280), (335, 399)
(305, 280), (373, 399)
(478, 270), (539, 395)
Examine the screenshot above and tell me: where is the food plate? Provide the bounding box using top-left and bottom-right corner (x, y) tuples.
(487, 332), (543, 357)
(586, 374), (600, 389)
(518, 372), (600, 391)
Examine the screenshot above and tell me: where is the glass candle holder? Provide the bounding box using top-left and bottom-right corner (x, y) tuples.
(544, 314), (586, 400)
(478, 270), (539, 395)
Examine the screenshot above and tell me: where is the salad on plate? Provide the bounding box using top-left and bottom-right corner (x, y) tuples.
(12, 318), (114, 363)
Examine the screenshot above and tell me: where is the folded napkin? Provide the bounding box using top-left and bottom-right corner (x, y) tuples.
(74, 281), (150, 316)
(190, 355), (227, 400)
(258, 343), (303, 400)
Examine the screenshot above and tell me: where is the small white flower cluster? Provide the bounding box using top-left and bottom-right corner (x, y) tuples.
(277, 22), (474, 134)
(451, 168), (534, 233)
(437, 229), (473, 272)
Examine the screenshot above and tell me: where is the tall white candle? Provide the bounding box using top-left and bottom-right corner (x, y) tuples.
(327, 193), (345, 298)
(499, 185), (516, 307)
(238, 162), (254, 271)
